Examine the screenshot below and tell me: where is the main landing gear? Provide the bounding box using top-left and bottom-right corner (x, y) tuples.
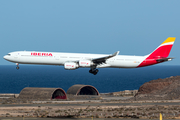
(16, 63), (19, 70)
(89, 69), (99, 75)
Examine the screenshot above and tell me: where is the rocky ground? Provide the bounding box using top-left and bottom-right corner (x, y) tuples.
(133, 76), (180, 100)
(0, 104), (180, 119)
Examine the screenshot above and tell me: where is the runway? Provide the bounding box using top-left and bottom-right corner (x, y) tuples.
(0, 118), (176, 120)
(0, 100), (180, 119)
(1, 100), (180, 107)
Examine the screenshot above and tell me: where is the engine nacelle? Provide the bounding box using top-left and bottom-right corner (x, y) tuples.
(64, 62), (79, 70)
(79, 60), (93, 67)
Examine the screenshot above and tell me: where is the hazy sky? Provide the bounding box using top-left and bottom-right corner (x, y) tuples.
(1, 0), (180, 65)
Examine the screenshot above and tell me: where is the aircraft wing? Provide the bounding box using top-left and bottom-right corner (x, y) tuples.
(156, 57), (174, 62)
(92, 51), (119, 64)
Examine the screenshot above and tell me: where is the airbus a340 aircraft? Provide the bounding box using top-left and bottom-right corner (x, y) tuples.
(4, 37), (176, 75)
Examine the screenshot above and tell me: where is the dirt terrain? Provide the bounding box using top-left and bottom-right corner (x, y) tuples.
(134, 76), (180, 100)
(0, 104), (180, 119)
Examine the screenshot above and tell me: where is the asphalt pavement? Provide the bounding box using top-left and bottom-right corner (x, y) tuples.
(0, 101), (180, 107)
(0, 118), (176, 120)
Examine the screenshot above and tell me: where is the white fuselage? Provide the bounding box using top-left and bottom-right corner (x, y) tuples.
(3, 37), (175, 75)
(3, 51), (146, 68)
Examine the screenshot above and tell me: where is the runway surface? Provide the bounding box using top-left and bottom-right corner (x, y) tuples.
(1, 101), (180, 107)
(0, 118), (176, 120)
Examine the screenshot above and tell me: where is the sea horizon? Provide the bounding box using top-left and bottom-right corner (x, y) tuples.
(0, 65), (180, 94)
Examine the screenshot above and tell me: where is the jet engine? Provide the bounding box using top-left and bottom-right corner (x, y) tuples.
(64, 62), (79, 70)
(79, 60), (94, 67)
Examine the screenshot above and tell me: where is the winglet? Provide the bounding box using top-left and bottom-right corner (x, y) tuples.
(92, 51), (120, 64)
(112, 51), (120, 56)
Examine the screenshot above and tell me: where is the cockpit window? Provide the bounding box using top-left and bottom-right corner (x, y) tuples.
(7, 54), (11, 56)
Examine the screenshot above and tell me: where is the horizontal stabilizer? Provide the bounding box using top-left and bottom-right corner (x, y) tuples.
(156, 57), (174, 62)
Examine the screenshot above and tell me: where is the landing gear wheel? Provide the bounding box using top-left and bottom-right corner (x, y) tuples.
(89, 69), (99, 75)
(16, 63), (19, 70)
(93, 72), (97, 75)
(89, 70), (92, 73)
(93, 69), (99, 75)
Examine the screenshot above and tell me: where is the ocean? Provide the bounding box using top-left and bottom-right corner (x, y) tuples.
(0, 65), (180, 94)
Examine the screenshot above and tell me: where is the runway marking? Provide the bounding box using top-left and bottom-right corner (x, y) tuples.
(1, 119), (13, 120)
(0, 118), (37, 120)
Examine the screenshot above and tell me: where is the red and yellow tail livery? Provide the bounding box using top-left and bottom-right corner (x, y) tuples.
(138, 37), (176, 67)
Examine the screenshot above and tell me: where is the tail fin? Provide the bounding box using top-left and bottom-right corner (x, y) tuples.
(138, 37), (176, 67)
(147, 37), (176, 59)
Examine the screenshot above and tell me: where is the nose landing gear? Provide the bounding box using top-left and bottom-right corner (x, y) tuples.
(89, 69), (99, 75)
(16, 63), (19, 70)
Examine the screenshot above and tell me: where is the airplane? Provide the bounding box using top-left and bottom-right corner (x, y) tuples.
(3, 37), (176, 75)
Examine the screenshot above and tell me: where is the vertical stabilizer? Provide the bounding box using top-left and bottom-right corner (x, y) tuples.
(147, 37), (176, 59)
(138, 37), (176, 67)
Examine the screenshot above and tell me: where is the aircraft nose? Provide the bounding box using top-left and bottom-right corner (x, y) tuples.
(3, 55), (7, 59)
(3, 55), (8, 60)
